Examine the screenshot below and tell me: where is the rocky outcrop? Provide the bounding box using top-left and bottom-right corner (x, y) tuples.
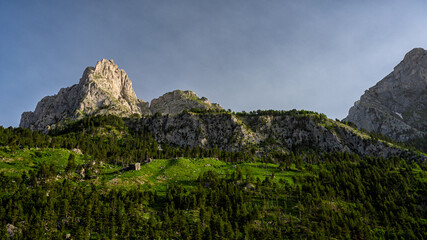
(6, 223), (21, 238)
(20, 59), (223, 133)
(130, 113), (254, 152)
(128, 112), (419, 159)
(150, 90), (222, 115)
(76, 59), (151, 117)
(345, 48), (427, 142)
(244, 114), (414, 158)
(20, 59), (150, 132)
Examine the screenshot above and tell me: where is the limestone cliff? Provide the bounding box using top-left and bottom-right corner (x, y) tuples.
(345, 48), (427, 142)
(127, 112), (420, 159)
(20, 59), (150, 132)
(130, 112), (254, 152)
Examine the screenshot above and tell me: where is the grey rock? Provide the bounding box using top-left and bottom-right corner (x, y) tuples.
(128, 113), (420, 159)
(130, 112), (250, 152)
(19, 57), (423, 160)
(6, 223), (20, 238)
(150, 90), (222, 115)
(20, 59), (150, 132)
(72, 148), (82, 154)
(20, 60), (222, 133)
(345, 48), (427, 142)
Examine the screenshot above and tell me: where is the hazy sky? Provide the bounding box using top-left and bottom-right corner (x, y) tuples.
(1, 0), (427, 127)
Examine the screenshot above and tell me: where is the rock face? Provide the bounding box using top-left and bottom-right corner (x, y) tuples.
(128, 112), (420, 159)
(20, 59), (222, 133)
(20, 59), (150, 132)
(131, 113), (253, 152)
(150, 90), (222, 115)
(345, 48), (427, 142)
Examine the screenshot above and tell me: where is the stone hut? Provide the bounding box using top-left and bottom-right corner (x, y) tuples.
(129, 163), (141, 170)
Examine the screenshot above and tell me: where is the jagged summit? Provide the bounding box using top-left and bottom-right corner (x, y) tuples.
(20, 59), (221, 133)
(20, 59), (150, 132)
(345, 48), (427, 141)
(77, 59), (150, 116)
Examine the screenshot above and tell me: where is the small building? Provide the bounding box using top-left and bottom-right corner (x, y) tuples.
(129, 163), (141, 170)
(121, 163), (142, 172)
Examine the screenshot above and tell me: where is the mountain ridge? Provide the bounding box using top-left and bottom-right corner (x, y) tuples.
(18, 55), (427, 159)
(19, 59), (221, 133)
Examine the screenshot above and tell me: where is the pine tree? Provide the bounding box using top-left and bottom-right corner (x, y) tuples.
(65, 154), (76, 174)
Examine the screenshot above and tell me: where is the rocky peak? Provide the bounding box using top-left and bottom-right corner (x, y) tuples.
(345, 48), (427, 141)
(392, 48), (427, 92)
(76, 58), (148, 116)
(20, 59), (150, 132)
(150, 90), (223, 115)
(83, 59), (137, 100)
(400, 47), (427, 68)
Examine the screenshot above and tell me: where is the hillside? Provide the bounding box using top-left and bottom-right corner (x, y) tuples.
(0, 123), (426, 239)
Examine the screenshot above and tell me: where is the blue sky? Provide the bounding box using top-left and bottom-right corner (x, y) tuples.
(1, 0), (427, 127)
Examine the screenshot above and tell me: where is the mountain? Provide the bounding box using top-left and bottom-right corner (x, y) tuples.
(19, 59), (221, 133)
(345, 48), (427, 142)
(19, 58), (425, 160)
(20, 59), (149, 132)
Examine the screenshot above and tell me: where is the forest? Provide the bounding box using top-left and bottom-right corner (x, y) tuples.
(0, 115), (426, 239)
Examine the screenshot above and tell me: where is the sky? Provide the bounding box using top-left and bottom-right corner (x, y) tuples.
(1, 0), (427, 127)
